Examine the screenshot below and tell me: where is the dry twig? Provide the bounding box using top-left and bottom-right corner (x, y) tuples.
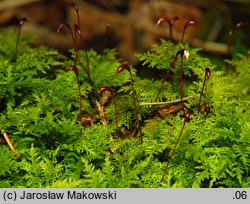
(1, 129), (16, 153)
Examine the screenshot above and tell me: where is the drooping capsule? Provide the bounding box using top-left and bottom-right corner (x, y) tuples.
(156, 17), (171, 27)
(74, 24), (83, 39)
(183, 20), (198, 31)
(57, 22), (71, 33)
(184, 109), (193, 122)
(181, 20), (198, 42)
(201, 103), (207, 114)
(19, 17), (28, 26)
(205, 67), (211, 80)
(116, 63), (130, 74)
(69, 65), (79, 77)
(98, 86), (113, 94)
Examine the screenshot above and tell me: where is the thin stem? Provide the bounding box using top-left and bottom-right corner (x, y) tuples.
(74, 25), (94, 89)
(170, 16), (179, 42)
(157, 17), (179, 42)
(71, 2), (81, 64)
(155, 69), (170, 102)
(101, 24), (110, 61)
(181, 20), (197, 43)
(76, 76), (83, 125)
(181, 31), (185, 43)
(73, 34), (79, 66)
(172, 49), (189, 114)
(198, 73), (206, 113)
(129, 71), (143, 144)
(104, 24), (110, 50)
(70, 66), (82, 126)
(179, 55), (185, 113)
(116, 64), (142, 142)
(198, 68), (211, 113)
(169, 25), (173, 41)
(70, 3), (93, 90)
(70, 2), (93, 87)
(57, 23), (78, 66)
(227, 22), (246, 59)
(155, 46), (187, 102)
(76, 50), (97, 104)
(15, 26), (21, 61)
(75, 56), (89, 79)
(160, 109), (192, 186)
(57, 23), (76, 45)
(15, 18), (28, 61)
(74, 25), (86, 70)
(160, 120), (186, 186)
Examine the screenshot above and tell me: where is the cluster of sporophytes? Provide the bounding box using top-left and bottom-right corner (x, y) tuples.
(0, 6), (249, 187)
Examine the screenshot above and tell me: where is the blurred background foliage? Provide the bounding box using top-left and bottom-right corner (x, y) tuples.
(0, 0), (249, 64)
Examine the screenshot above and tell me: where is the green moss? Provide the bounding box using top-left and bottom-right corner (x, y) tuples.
(0, 30), (249, 188)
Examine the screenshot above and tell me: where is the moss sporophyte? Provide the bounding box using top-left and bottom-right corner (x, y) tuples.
(160, 109), (193, 186)
(170, 49), (190, 114)
(227, 22), (246, 59)
(181, 20), (198, 43)
(116, 64), (143, 144)
(69, 66), (83, 126)
(198, 68), (211, 113)
(15, 17), (28, 61)
(157, 16), (179, 42)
